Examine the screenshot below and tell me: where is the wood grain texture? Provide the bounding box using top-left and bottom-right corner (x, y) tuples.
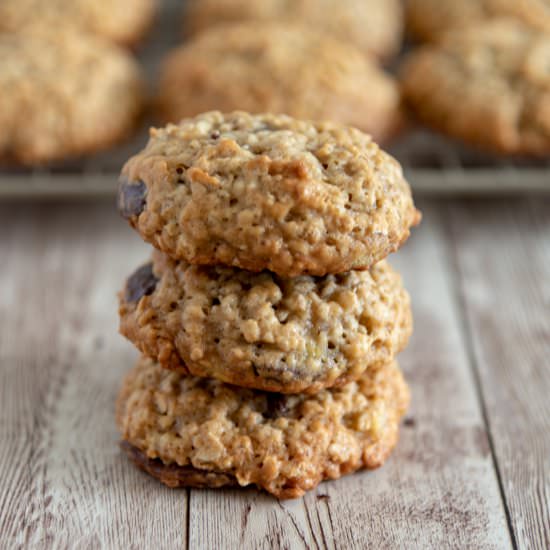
(448, 199), (550, 550)
(0, 204), (186, 549)
(1, 200), (547, 549)
(186, 202), (512, 550)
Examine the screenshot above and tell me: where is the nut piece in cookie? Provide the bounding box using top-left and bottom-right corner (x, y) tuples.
(121, 111), (420, 277)
(119, 251), (412, 394)
(401, 19), (550, 156)
(116, 357), (410, 499)
(158, 23), (403, 143)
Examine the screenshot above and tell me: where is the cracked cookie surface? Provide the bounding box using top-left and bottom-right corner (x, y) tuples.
(119, 251), (412, 394)
(401, 20), (550, 156)
(118, 111), (419, 277)
(117, 356), (409, 498)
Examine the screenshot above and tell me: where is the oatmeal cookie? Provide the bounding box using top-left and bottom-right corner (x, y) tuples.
(158, 23), (402, 144)
(118, 111), (420, 277)
(406, 0), (550, 42)
(117, 356), (410, 499)
(401, 19), (550, 156)
(184, 0), (403, 60)
(0, 29), (143, 165)
(119, 252), (412, 394)
(0, 0), (155, 47)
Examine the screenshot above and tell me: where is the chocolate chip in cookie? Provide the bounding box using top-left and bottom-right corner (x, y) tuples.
(264, 393), (290, 419)
(118, 177), (147, 219)
(125, 263), (158, 303)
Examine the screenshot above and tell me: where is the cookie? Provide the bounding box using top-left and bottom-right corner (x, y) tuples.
(116, 356), (410, 499)
(157, 23), (402, 144)
(401, 19), (550, 156)
(0, 0), (155, 47)
(184, 0), (403, 60)
(118, 111), (420, 277)
(119, 251), (412, 394)
(0, 29), (143, 165)
(406, 0), (550, 42)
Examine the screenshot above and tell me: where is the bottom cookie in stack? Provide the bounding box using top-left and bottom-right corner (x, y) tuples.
(116, 356), (409, 499)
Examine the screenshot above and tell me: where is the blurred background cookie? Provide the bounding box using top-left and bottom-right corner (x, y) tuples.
(406, 0), (550, 42)
(158, 23), (403, 143)
(0, 29), (144, 166)
(0, 0), (156, 48)
(401, 19), (550, 156)
(184, 0), (403, 60)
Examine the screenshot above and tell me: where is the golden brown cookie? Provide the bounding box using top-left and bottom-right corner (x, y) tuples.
(0, 29), (144, 165)
(406, 0), (550, 42)
(401, 19), (550, 156)
(158, 23), (403, 144)
(117, 356), (410, 499)
(184, 0), (403, 60)
(119, 252), (412, 394)
(0, 0), (155, 47)
(118, 111), (420, 277)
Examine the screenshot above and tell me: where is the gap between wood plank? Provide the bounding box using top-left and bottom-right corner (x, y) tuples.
(184, 201), (512, 549)
(441, 201), (519, 550)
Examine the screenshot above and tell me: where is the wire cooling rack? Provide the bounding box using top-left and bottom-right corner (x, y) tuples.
(1, 0), (548, 199)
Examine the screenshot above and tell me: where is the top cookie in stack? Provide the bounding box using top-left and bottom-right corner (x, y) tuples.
(118, 111), (420, 278)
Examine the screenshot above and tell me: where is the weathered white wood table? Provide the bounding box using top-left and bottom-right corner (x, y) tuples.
(1, 198), (548, 549)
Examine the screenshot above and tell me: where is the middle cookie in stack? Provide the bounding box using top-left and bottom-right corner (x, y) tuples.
(116, 111), (420, 498)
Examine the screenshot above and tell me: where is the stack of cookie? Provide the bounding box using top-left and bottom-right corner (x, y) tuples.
(115, 111), (420, 499)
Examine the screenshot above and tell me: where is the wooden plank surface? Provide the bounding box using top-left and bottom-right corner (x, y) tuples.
(187, 203), (511, 550)
(448, 199), (550, 550)
(0, 200), (547, 549)
(0, 205), (186, 549)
